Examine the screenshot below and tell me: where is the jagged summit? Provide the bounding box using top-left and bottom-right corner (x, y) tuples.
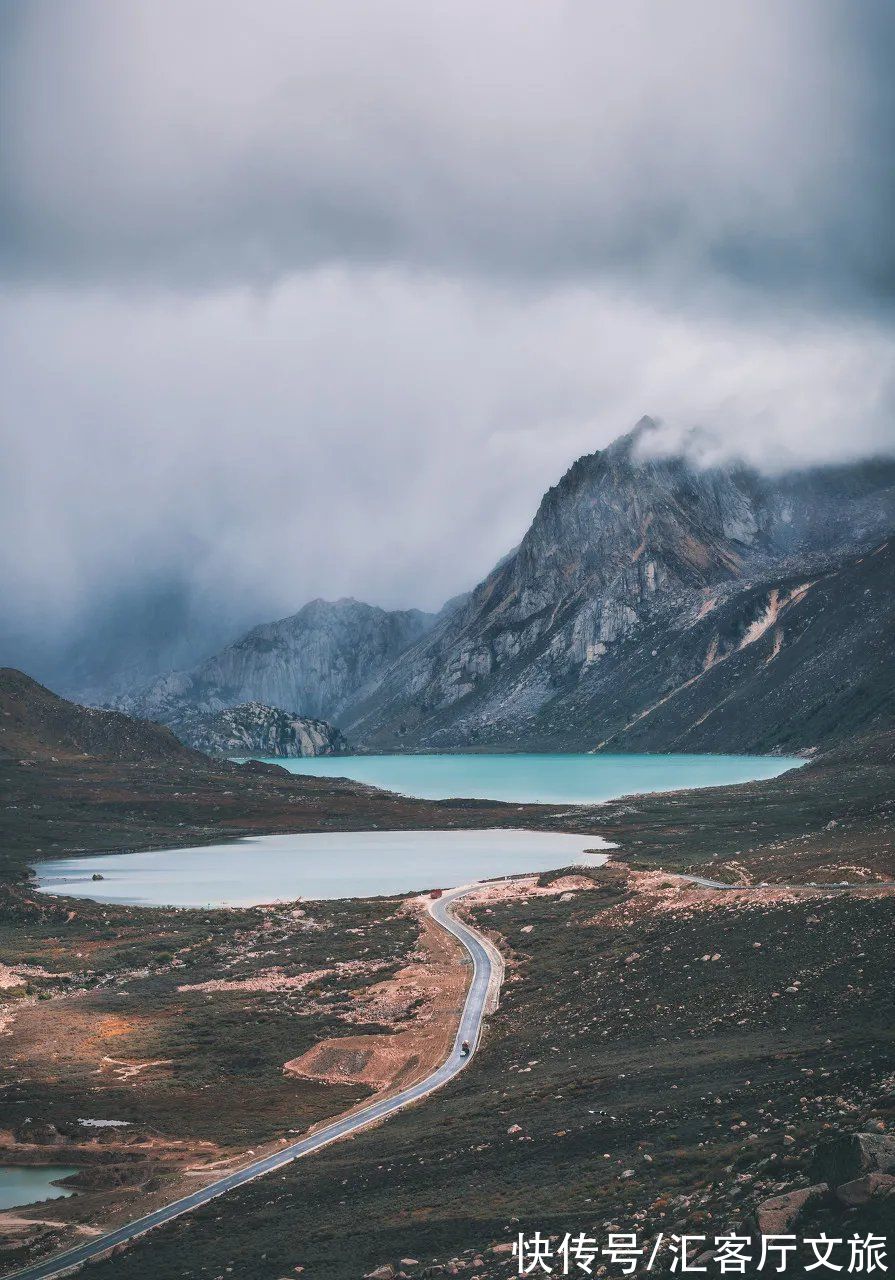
(603, 413), (659, 456)
(342, 423), (895, 752)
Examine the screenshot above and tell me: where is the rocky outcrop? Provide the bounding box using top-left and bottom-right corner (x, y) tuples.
(836, 1173), (895, 1207)
(345, 420), (895, 752)
(169, 702), (349, 758)
(753, 1184), (830, 1234)
(748, 1132), (895, 1240)
(121, 597), (436, 729)
(811, 1131), (895, 1185)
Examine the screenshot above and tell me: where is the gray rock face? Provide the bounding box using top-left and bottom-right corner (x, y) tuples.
(122, 597), (436, 728)
(346, 419), (895, 752)
(169, 702), (349, 758)
(115, 421), (894, 756)
(836, 1173), (895, 1207)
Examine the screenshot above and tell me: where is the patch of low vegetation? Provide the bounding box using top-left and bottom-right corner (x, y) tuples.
(76, 870), (893, 1280)
(0, 889), (422, 1268)
(580, 730), (895, 883)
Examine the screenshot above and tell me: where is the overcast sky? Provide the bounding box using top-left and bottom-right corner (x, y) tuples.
(2, 0), (894, 670)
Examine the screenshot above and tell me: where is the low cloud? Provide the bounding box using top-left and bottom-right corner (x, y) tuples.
(2, 272), (892, 640)
(1, 1), (893, 679)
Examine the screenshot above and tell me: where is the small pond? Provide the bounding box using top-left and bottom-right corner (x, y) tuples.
(0, 1166), (79, 1211)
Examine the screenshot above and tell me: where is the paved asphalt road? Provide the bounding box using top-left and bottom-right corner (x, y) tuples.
(680, 874), (895, 890)
(6, 885), (494, 1280)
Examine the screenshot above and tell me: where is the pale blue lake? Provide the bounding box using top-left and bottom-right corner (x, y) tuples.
(249, 751), (803, 805)
(33, 830), (611, 907)
(0, 1166), (79, 1211)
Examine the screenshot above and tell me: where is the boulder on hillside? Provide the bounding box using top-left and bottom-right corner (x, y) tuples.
(752, 1184), (830, 1235)
(836, 1173), (895, 1207)
(811, 1132), (895, 1186)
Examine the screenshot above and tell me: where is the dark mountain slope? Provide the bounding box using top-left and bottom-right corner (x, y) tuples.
(549, 537), (894, 753)
(0, 668), (199, 764)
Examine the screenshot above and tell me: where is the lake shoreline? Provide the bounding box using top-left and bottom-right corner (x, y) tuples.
(240, 749), (804, 806)
(27, 753), (800, 908)
(2, 725), (891, 1274)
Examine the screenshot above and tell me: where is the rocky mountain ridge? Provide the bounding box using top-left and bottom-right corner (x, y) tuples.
(122, 597), (436, 729)
(345, 421), (895, 752)
(115, 421), (894, 755)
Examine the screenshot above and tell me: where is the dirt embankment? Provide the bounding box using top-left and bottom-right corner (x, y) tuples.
(283, 900), (469, 1096)
(284, 874), (606, 1097)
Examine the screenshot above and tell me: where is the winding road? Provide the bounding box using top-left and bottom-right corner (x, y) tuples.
(8, 870), (887, 1279)
(680, 874), (895, 891)
(6, 885), (499, 1280)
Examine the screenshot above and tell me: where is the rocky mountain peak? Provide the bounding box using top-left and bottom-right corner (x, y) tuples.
(121, 596), (438, 729)
(107, 421), (894, 758)
(344, 423), (894, 751)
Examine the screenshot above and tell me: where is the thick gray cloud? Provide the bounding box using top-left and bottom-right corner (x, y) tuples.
(1, 1), (894, 690)
(3, 274), (892, 622)
(2, 0), (894, 305)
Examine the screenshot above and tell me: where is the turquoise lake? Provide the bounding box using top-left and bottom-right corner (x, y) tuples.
(0, 1166), (78, 1211)
(250, 751), (804, 805)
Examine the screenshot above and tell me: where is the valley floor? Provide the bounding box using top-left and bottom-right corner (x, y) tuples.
(24, 866), (889, 1280)
(0, 731), (892, 1277)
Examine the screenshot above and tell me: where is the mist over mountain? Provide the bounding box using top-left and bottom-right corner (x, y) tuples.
(0, 578), (254, 705)
(342, 421), (895, 752)
(4, 11), (895, 1276)
(3, 3), (894, 693)
(121, 597), (440, 728)
(111, 421), (895, 755)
